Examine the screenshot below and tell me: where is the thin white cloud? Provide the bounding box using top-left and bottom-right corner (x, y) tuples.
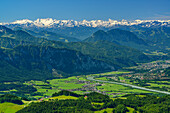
(147, 13), (170, 20)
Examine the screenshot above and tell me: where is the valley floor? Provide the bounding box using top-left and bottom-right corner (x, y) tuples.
(0, 60), (169, 112)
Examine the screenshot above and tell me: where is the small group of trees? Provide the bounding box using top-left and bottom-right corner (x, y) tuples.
(0, 94), (23, 105)
(0, 83), (37, 94)
(85, 92), (110, 103)
(52, 90), (81, 97)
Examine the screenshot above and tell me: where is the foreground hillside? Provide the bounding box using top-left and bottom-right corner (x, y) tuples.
(0, 91), (169, 113)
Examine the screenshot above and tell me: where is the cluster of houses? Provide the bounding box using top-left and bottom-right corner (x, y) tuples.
(134, 60), (170, 71)
(121, 60), (170, 81)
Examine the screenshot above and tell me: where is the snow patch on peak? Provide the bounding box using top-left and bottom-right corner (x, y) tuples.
(34, 18), (56, 27)
(12, 19), (33, 24)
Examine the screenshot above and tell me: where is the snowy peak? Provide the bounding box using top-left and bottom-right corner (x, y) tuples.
(1, 18), (170, 28)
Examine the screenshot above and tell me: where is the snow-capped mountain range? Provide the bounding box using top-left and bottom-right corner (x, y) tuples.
(0, 18), (170, 28)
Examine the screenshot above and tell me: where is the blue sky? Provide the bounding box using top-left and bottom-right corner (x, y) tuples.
(0, 0), (170, 22)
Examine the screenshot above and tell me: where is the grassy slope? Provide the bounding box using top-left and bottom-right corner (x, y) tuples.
(0, 103), (24, 113)
(0, 95), (78, 113)
(95, 108), (114, 113)
(49, 95), (78, 100)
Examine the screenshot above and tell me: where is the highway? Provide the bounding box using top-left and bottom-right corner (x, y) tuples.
(87, 76), (170, 95)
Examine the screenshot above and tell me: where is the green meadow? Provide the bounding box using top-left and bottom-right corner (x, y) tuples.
(0, 103), (24, 113)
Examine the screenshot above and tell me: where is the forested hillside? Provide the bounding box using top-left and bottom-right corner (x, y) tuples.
(84, 29), (147, 47)
(0, 45), (115, 82)
(0, 25), (150, 68)
(17, 91), (170, 113)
